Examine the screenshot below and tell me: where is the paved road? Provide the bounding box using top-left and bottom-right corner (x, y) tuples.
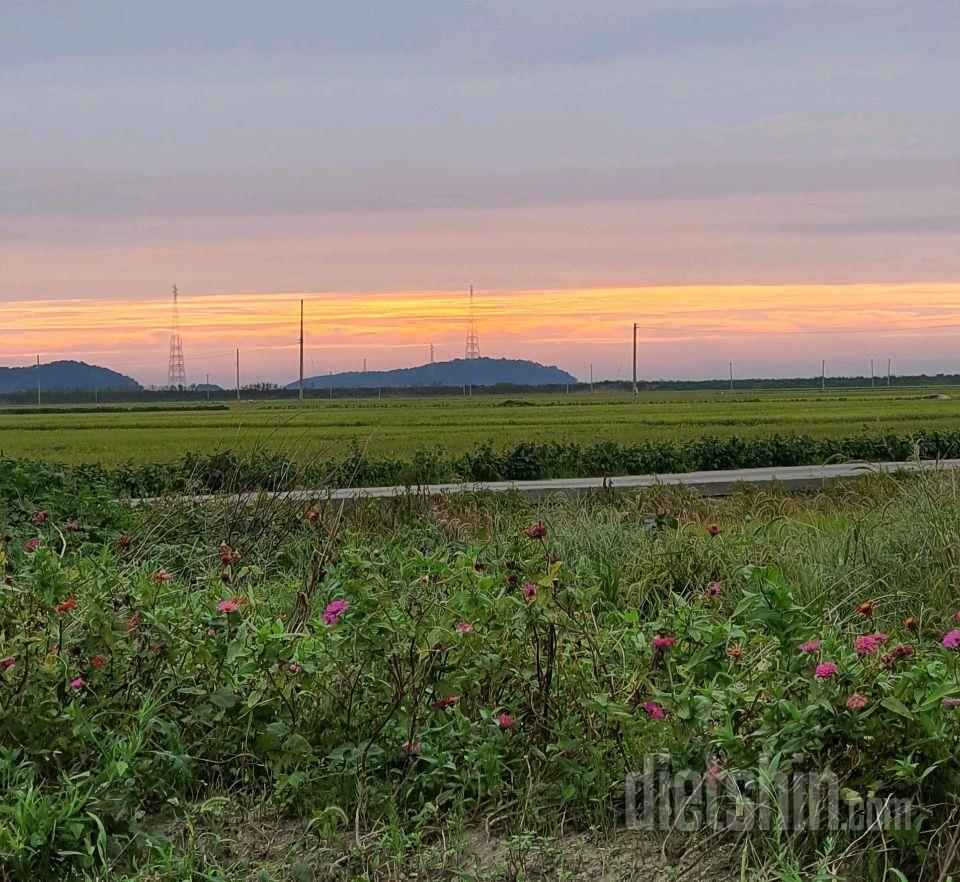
(135, 458), (960, 506)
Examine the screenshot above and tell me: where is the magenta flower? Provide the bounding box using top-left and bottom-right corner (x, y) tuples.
(430, 695), (460, 710)
(955, 610), (960, 623)
(217, 598), (244, 614)
(455, 621), (473, 634)
(884, 644), (915, 664)
(33, 510), (49, 525)
(25, 538), (39, 552)
(798, 639), (822, 654)
(70, 677), (85, 690)
(854, 635), (880, 656)
(652, 636), (676, 650)
(63, 520), (79, 532)
(943, 629), (960, 649)
(644, 700), (665, 719)
(153, 570), (172, 582)
(814, 662), (838, 679)
(707, 581), (723, 597)
(323, 599), (350, 626)
(287, 663), (301, 674)
(845, 694), (868, 710)
(943, 698), (960, 708)
(872, 632), (889, 644)
(494, 712), (516, 730)
(522, 583), (537, 599)
(1, 657), (15, 670)
(524, 522), (547, 540)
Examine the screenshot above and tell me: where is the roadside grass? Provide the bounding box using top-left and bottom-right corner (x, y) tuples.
(4, 471), (960, 879)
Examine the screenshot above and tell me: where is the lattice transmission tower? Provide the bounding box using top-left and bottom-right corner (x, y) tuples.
(167, 284), (186, 389)
(465, 285), (481, 359)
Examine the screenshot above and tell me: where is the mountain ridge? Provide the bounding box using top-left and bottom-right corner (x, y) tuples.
(0, 360), (140, 393)
(289, 357), (577, 389)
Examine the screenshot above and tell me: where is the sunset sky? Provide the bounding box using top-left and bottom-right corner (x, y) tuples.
(2, 1), (959, 386)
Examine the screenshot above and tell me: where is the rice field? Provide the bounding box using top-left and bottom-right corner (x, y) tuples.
(2, 387), (960, 465)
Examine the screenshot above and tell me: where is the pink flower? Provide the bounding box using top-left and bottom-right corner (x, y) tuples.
(56, 598), (77, 613)
(1, 657), (15, 670)
(153, 570), (172, 582)
(652, 636), (676, 650)
(522, 583), (537, 599)
(91, 656), (105, 667)
(943, 698), (960, 708)
(943, 629), (960, 649)
(323, 599), (350, 626)
(430, 695), (460, 710)
(455, 621), (473, 634)
(217, 598), (240, 614)
(63, 520), (79, 532)
(845, 694), (868, 710)
(955, 611), (960, 623)
(25, 538), (39, 552)
(707, 581), (723, 597)
(33, 510), (49, 525)
(401, 739), (422, 755)
(854, 635), (880, 655)
(814, 662), (838, 679)
(494, 712), (516, 730)
(70, 677), (85, 690)
(884, 644), (915, 665)
(871, 632), (889, 644)
(524, 522), (547, 540)
(798, 639), (821, 654)
(644, 701), (665, 719)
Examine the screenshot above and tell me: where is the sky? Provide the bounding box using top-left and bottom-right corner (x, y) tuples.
(2, 0), (959, 385)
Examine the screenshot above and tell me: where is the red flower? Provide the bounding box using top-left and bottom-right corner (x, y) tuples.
(56, 598), (77, 613)
(524, 522), (547, 540)
(33, 510), (49, 525)
(726, 644), (743, 660)
(707, 524), (722, 537)
(430, 695), (460, 710)
(91, 656), (105, 667)
(845, 694), (868, 710)
(116, 535), (132, 550)
(455, 621), (473, 634)
(904, 616), (919, 631)
(856, 601), (875, 618)
(153, 570), (173, 582)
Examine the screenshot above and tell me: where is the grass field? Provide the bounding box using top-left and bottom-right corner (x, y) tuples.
(3, 387), (960, 465)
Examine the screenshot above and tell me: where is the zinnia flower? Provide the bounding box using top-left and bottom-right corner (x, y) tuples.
(943, 698), (960, 708)
(854, 635), (880, 655)
(430, 695), (460, 710)
(494, 712), (516, 730)
(455, 621), (473, 634)
(63, 520), (78, 532)
(856, 601), (875, 618)
(524, 522), (547, 540)
(70, 677), (84, 690)
(33, 510), (49, 525)
(522, 583), (537, 599)
(153, 570), (172, 582)
(707, 524), (722, 537)
(401, 739), (422, 755)
(845, 694), (868, 710)
(323, 599), (350, 626)
(904, 616), (919, 631)
(287, 663), (301, 674)
(884, 644), (915, 665)
(707, 581), (723, 597)
(871, 632), (889, 643)
(644, 701), (665, 719)
(942, 629), (960, 649)
(726, 644), (743, 660)
(56, 598), (77, 613)
(652, 636), (676, 649)
(126, 612), (140, 631)
(91, 657), (105, 667)
(116, 535), (132, 550)
(798, 639), (821, 653)
(1, 657), (15, 670)
(217, 598), (246, 614)
(814, 662), (838, 679)
(25, 538), (39, 552)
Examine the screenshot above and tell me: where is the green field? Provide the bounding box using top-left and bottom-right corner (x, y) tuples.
(3, 387), (960, 465)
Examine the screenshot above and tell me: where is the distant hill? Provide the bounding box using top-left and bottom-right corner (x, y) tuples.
(289, 357), (578, 389)
(0, 360), (140, 393)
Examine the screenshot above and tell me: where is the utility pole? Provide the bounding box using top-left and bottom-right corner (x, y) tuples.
(821, 359), (826, 391)
(298, 299), (305, 406)
(632, 323), (638, 397)
(363, 356), (367, 372)
(887, 357), (891, 387)
(870, 358), (875, 388)
(206, 373), (210, 401)
(590, 363), (594, 393)
(236, 349), (240, 401)
(36, 355), (41, 406)
(729, 361), (734, 392)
